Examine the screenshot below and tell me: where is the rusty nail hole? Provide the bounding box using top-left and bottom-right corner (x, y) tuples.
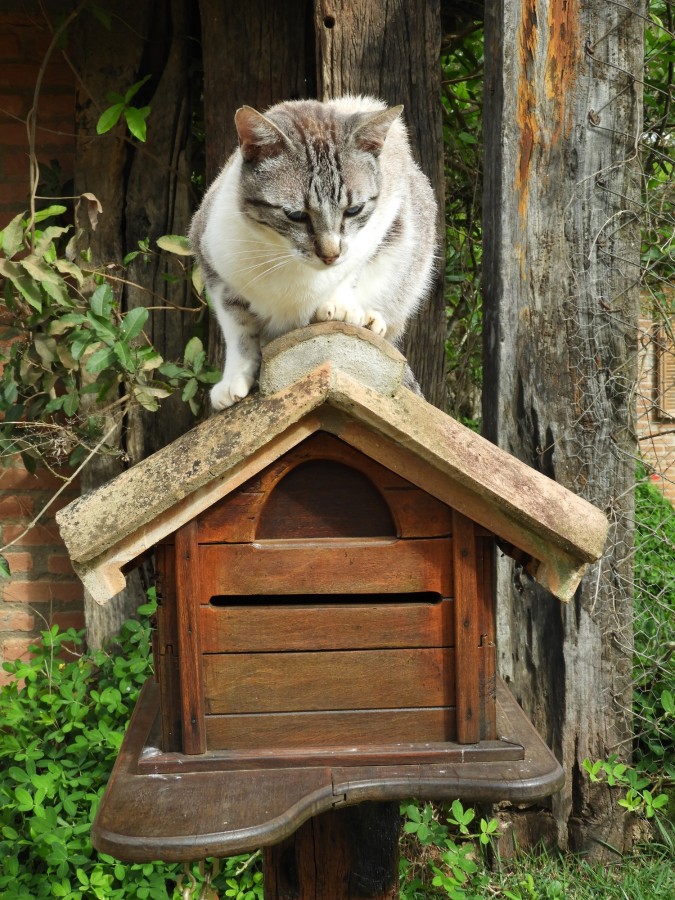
(324, 14), (335, 28)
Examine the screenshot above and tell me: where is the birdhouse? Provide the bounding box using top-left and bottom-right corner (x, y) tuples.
(56, 322), (608, 863)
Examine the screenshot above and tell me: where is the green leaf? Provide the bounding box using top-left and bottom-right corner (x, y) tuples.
(120, 306), (148, 341)
(1, 212), (25, 257)
(63, 392), (79, 417)
(90, 283), (114, 317)
(156, 233), (192, 256)
(124, 105), (151, 142)
(113, 341), (135, 372)
(31, 205), (67, 224)
(0, 554), (10, 578)
(96, 102), (125, 135)
(123, 74), (152, 104)
(0, 258), (43, 310)
(85, 346), (117, 375)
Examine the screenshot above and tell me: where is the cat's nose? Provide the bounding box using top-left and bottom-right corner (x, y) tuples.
(320, 254), (339, 265)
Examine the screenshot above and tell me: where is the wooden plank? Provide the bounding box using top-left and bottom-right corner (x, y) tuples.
(199, 537), (452, 598)
(452, 510), (481, 743)
(200, 597), (454, 652)
(140, 733), (527, 772)
(175, 520), (206, 754)
(205, 707), (456, 750)
(478, 537), (497, 739)
(154, 544), (182, 751)
(197, 488), (266, 543)
(203, 648), (455, 714)
(90, 678), (561, 863)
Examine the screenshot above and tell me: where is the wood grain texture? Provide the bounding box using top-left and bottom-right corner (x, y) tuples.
(91, 678), (560, 863)
(202, 648), (455, 714)
(199, 538), (452, 598)
(175, 521), (206, 753)
(205, 707), (456, 751)
(452, 510), (481, 744)
(263, 803), (400, 899)
(483, 0), (641, 853)
(195, 432), (453, 542)
(200, 597), (454, 652)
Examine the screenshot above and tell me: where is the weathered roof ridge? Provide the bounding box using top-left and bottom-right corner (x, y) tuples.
(56, 322), (609, 605)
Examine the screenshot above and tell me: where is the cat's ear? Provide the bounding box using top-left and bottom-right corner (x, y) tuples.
(235, 106), (290, 162)
(350, 105), (404, 156)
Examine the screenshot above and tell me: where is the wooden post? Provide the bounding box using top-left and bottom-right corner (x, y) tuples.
(175, 520), (206, 754)
(263, 802), (400, 900)
(452, 509), (481, 744)
(483, 0), (642, 855)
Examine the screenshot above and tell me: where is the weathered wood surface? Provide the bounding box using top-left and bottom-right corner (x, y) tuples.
(198, 538), (452, 599)
(263, 802), (401, 900)
(175, 521), (206, 754)
(483, 0), (642, 854)
(91, 678), (562, 862)
(452, 511), (482, 744)
(200, 597), (454, 653)
(202, 648), (455, 715)
(56, 326), (608, 606)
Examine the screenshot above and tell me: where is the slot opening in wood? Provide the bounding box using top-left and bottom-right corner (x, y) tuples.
(208, 591), (444, 608)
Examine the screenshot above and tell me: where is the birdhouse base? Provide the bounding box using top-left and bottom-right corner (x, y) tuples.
(92, 678), (563, 863)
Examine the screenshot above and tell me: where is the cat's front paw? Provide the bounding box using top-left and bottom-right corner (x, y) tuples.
(363, 309), (387, 337)
(313, 298), (365, 327)
(210, 373), (255, 410)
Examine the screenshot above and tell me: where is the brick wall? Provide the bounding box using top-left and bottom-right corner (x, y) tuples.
(0, 8), (83, 683)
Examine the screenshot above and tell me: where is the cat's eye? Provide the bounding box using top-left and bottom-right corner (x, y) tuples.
(344, 204), (365, 217)
(284, 209), (309, 223)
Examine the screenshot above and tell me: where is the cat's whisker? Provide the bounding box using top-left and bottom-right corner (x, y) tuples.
(229, 253), (297, 280)
(238, 256), (295, 293)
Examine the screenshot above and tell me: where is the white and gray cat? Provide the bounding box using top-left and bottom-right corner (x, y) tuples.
(189, 95), (437, 409)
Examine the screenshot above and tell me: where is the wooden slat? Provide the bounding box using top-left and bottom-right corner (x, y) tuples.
(197, 488), (266, 543)
(175, 520), (206, 754)
(199, 537), (452, 598)
(478, 537), (497, 739)
(155, 544), (181, 751)
(205, 707), (455, 750)
(200, 597), (454, 652)
(203, 648), (455, 714)
(452, 510), (481, 743)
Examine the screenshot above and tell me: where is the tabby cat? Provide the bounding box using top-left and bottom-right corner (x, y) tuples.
(189, 95), (437, 409)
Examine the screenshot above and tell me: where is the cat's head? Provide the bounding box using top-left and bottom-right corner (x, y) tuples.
(234, 98), (403, 268)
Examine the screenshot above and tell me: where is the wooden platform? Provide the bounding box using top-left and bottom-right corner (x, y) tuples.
(92, 678), (564, 862)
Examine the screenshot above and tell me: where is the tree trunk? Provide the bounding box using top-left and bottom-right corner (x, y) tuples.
(483, 0), (642, 856)
(313, 0), (447, 408)
(198, 0), (311, 377)
(70, 1), (196, 647)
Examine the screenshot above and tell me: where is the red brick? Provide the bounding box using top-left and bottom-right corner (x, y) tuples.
(0, 66), (41, 93)
(1, 552), (33, 574)
(0, 606), (34, 631)
(0, 32), (21, 59)
(0, 92), (30, 118)
(1, 150), (31, 180)
(0, 496), (33, 519)
(47, 554), (74, 575)
(51, 610), (85, 633)
(0, 465), (78, 492)
(1, 523), (63, 546)
(1, 636), (34, 662)
(1, 579), (83, 604)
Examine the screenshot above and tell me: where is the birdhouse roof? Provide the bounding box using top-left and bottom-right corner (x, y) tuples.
(56, 322), (608, 604)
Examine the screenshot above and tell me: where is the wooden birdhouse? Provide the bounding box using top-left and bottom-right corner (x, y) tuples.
(56, 322), (608, 863)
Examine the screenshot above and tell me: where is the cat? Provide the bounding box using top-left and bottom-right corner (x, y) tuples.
(188, 95), (438, 409)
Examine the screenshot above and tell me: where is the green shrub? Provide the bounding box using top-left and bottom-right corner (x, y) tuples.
(0, 604), (263, 899)
(633, 469), (675, 773)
